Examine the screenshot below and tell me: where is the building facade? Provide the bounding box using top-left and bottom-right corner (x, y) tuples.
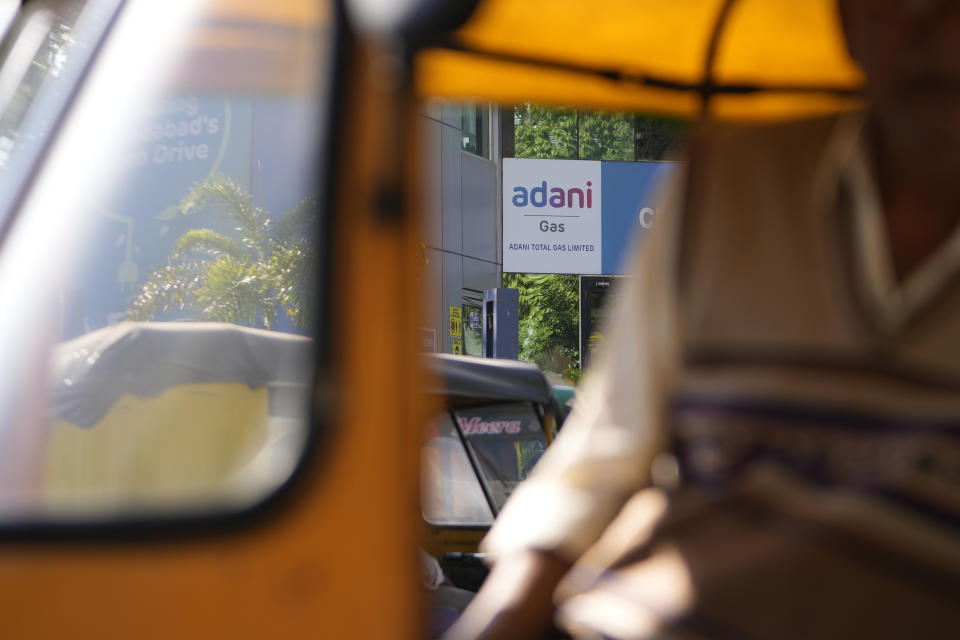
(418, 102), (502, 356)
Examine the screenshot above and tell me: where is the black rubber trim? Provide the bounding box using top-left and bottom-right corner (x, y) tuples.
(0, 0), (351, 544)
(423, 37), (864, 101)
(397, 0), (483, 51)
(426, 524), (490, 533)
(700, 0), (738, 117)
(452, 407), (501, 517)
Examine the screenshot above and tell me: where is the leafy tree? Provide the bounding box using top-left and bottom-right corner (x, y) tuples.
(503, 273), (580, 372)
(508, 105), (687, 380)
(577, 111), (634, 160)
(513, 104), (579, 159)
(126, 173), (315, 329)
(514, 104), (685, 162)
(634, 115), (688, 161)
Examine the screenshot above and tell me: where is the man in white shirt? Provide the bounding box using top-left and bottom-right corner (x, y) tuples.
(447, 1), (960, 638)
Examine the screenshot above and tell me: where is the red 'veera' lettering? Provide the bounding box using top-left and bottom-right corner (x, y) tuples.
(459, 417), (524, 436)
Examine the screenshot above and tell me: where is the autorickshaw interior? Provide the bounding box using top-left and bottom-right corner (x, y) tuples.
(2, 1), (952, 639)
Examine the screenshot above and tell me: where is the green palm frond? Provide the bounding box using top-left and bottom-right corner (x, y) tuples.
(270, 195), (317, 245)
(516, 440), (546, 479)
(271, 241), (314, 328)
(130, 172), (315, 329)
(172, 228), (247, 261)
(194, 257), (278, 329)
(179, 173), (269, 251)
(126, 262), (202, 321)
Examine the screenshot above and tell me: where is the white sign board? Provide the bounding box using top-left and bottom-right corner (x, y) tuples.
(503, 158), (602, 274)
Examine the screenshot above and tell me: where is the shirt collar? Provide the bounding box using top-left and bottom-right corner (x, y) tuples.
(818, 112), (960, 335)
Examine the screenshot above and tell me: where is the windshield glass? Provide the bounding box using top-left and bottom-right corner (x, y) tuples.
(0, 0), (328, 518)
(0, 0), (119, 229)
(421, 412), (495, 527)
(454, 402), (547, 511)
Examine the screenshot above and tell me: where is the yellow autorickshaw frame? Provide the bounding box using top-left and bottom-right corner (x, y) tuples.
(0, 1), (869, 638)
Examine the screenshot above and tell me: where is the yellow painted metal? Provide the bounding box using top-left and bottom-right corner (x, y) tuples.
(0, 1), (870, 637)
(45, 383), (269, 508)
(416, 0), (866, 120)
(174, 0), (324, 93)
(423, 525), (487, 556)
(207, 0), (327, 25)
(0, 38), (426, 640)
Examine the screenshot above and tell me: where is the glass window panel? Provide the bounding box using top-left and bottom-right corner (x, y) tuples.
(460, 103), (487, 157)
(462, 303), (482, 357)
(0, 0), (119, 232)
(454, 403), (547, 511)
(0, 0), (329, 519)
(421, 413), (494, 527)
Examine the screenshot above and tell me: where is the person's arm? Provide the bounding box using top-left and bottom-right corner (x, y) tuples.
(446, 169), (687, 640)
(442, 549), (571, 640)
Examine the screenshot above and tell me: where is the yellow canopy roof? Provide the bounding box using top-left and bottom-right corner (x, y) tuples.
(415, 0), (866, 120)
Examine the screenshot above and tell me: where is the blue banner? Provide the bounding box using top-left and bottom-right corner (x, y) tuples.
(600, 161), (676, 274)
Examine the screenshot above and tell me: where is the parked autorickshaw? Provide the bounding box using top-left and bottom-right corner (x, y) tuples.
(44, 322), (312, 512)
(420, 354), (561, 636)
(421, 354), (560, 579)
(45, 320), (560, 592)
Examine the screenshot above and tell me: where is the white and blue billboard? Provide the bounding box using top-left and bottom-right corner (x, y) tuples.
(503, 158), (677, 274)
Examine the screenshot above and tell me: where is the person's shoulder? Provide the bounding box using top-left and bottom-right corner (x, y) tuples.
(695, 113), (844, 149)
(689, 113), (848, 173)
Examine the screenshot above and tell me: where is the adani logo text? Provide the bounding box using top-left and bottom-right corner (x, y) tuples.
(511, 180), (594, 209)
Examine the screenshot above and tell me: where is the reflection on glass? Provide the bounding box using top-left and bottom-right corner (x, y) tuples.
(421, 413), (494, 526)
(460, 103), (487, 157)
(0, 0), (118, 225)
(46, 323), (313, 512)
(454, 403), (547, 510)
(75, 93), (320, 335)
(0, 0), (328, 519)
(462, 303), (482, 356)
